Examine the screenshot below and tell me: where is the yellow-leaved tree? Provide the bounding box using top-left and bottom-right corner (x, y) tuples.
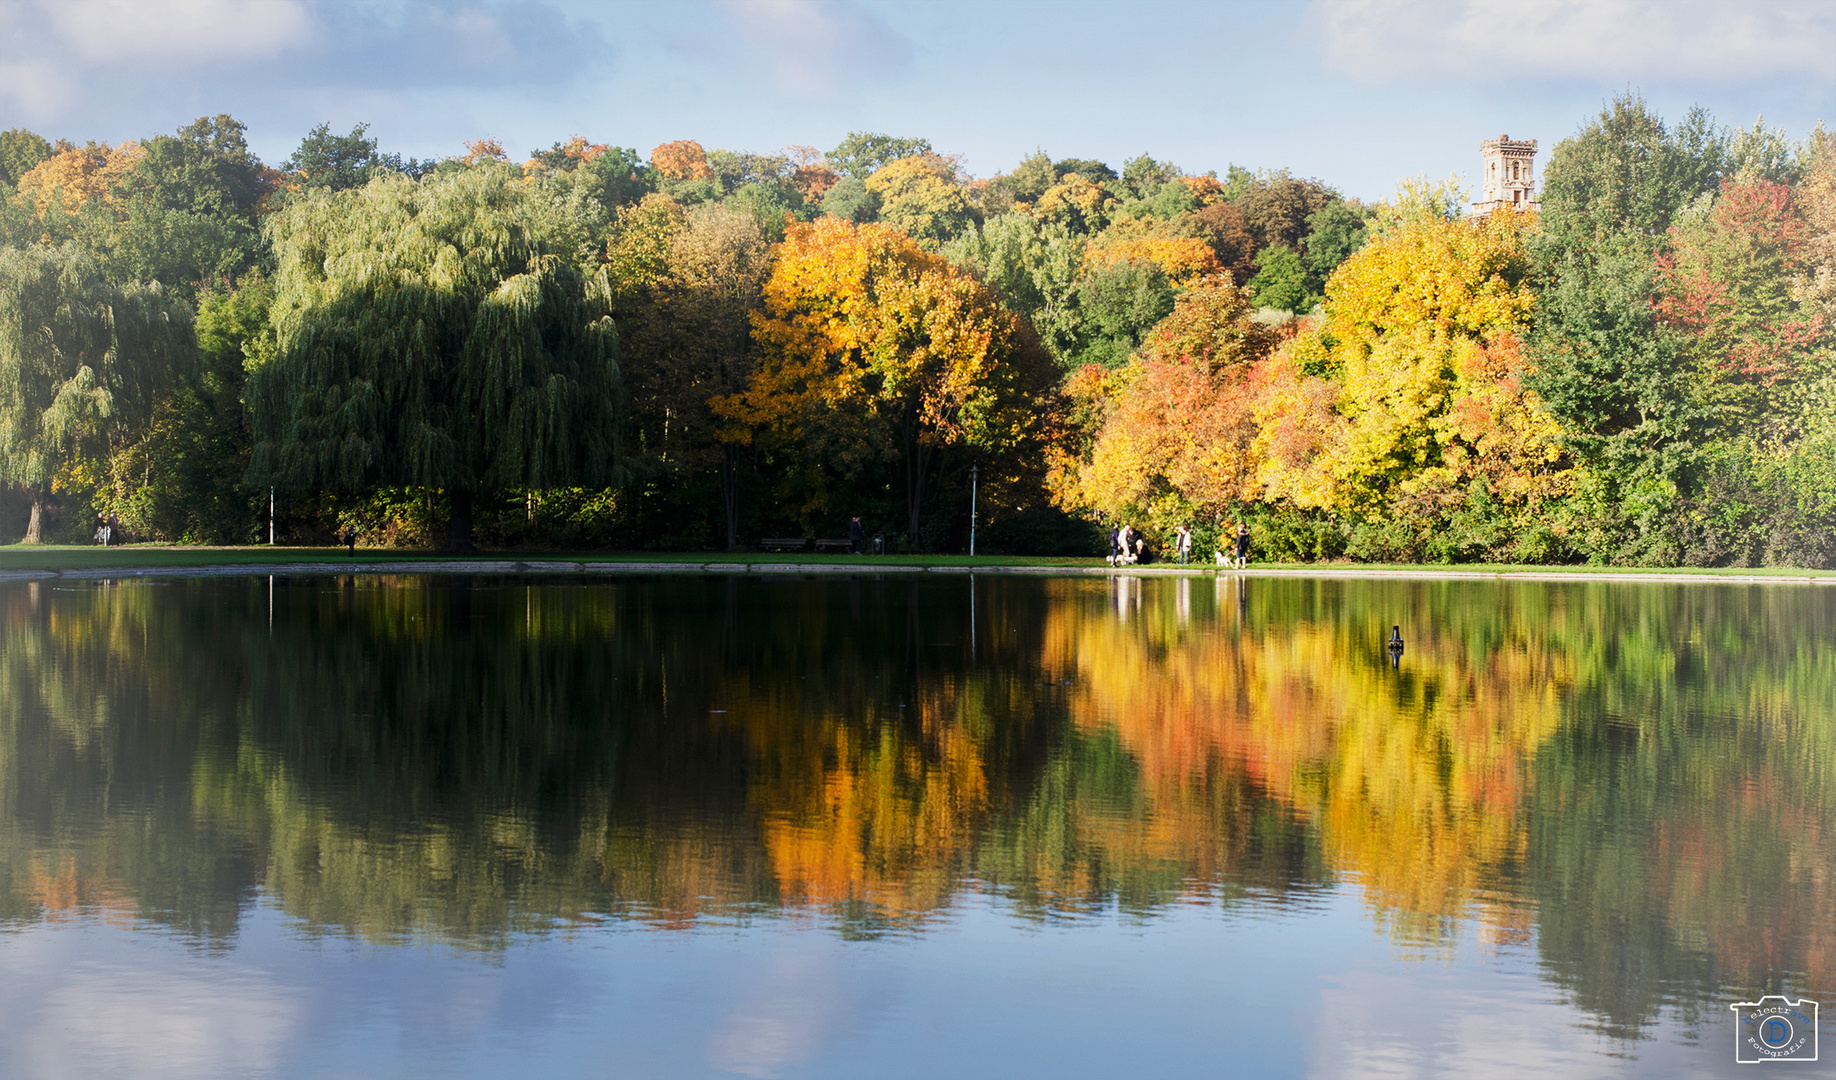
(1251, 186), (1570, 556)
(716, 217), (1060, 547)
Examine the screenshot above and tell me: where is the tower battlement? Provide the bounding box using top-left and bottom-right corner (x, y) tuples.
(1473, 134), (1538, 214)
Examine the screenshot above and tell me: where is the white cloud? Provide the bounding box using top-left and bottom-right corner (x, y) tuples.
(46, 0), (313, 65)
(23, 963), (301, 1080)
(1309, 0), (1836, 86)
(0, 0), (610, 130)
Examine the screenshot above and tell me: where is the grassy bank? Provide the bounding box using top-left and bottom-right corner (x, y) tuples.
(3, 544), (1835, 580)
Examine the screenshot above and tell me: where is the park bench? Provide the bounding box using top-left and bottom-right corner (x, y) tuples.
(759, 537), (808, 553)
(813, 539), (853, 553)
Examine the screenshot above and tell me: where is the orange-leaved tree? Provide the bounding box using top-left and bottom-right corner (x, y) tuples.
(1073, 274), (1277, 533)
(716, 217), (1059, 547)
(650, 139), (712, 182)
(15, 140), (145, 215)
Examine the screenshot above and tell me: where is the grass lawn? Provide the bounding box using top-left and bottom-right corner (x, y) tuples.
(2, 544), (1834, 579)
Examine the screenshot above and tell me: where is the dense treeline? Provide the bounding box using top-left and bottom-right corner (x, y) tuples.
(1, 96), (1832, 563)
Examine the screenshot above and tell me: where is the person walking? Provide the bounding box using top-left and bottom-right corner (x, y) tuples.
(94, 512), (107, 546)
(849, 516), (865, 554)
(1107, 525), (1121, 567)
(1233, 521), (1250, 570)
(1175, 524), (1192, 565)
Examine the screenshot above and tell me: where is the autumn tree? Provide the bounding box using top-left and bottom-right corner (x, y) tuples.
(0, 247), (195, 541)
(719, 218), (1059, 547)
(1265, 193), (1567, 556)
(1074, 274), (1276, 527)
(1189, 201), (1259, 285)
(1231, 170), (1338, 251)
(650, 140), (713, 182)
(247, 167), (626, 549)
(1655, 179), (1831, 441)
(14, 140), (144, 214)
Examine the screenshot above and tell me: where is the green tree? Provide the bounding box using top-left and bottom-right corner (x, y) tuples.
(101, 276), (272, 542)
(1246, 244), (1311, 312)
(247, 167), (628, 549)
(1528, 94), (1731, 562)
(578, 146), (653, 208)
(826, 132), (933, 180)
(618, 203), (772, 548)
(0, 247), (195, 541)
(1075, 259), (1175, 367)
(821, 176), (880, 223)
(0, 128), (53, 189)
(283, 122), (408, 192)
(99, 114), (270, 292)
(944, 212), (1085, 366)
(1302, 200), (1372, 282)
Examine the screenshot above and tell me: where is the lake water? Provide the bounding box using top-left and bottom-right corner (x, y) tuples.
(0, 572), (1831, 1078)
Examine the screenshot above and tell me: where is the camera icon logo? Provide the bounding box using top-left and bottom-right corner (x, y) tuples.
(1730, 995), (1818, 1062)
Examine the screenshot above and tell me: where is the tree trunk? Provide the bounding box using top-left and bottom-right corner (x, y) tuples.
(23, 485), (46, 545)
(904, 436), (932, 552)
(446, 489), (476, 553)
(720, 446), (742, 551)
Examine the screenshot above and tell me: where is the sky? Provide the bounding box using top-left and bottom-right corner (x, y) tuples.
(1, 0), (1834, 202)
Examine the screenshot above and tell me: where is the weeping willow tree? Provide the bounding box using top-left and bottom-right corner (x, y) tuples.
(0, 247), (194, 542)
(247, 166), (627, 549)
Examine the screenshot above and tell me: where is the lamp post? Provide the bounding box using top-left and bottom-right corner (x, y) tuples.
(969, 464), (978, 557)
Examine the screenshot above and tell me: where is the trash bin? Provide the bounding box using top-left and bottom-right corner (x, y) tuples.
(872, 534), (885, 555)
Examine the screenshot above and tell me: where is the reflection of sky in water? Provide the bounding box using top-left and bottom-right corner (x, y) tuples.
(0, 889), (1743, 1079)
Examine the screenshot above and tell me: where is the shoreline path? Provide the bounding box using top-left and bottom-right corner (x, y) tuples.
(2, 555), (1834, 587)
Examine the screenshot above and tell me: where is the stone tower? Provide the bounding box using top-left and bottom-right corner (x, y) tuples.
(1474, 135), (1538, 214)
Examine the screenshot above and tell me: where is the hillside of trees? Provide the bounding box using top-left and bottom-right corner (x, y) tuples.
(2, 95), (1833, 565)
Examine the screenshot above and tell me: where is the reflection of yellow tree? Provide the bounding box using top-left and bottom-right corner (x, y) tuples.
(1040, 577), (1568, 938)
(733, 686), (989, 920)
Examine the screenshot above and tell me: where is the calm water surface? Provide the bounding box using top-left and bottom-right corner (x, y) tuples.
(0, 573), (1831, 1078)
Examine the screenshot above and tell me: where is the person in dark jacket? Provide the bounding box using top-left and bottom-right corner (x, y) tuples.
(1233, 521), (1250, 569)
(849, 516), (865, 554)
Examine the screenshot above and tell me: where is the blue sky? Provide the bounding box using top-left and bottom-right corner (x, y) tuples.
(2, 0), (1833, 202)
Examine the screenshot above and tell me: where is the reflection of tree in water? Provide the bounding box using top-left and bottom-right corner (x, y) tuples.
(1, 575), (1834, 1037)
(1526, 585), (1836, 1038)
